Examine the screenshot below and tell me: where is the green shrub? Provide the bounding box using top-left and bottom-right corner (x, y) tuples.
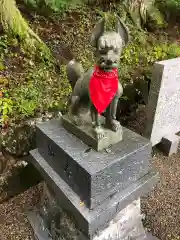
(156, 0), (180, 18)
(7, 63), (71, 122)
(166, 0), (180, 10)
(24, 0), (83, 12)
(0, 89), (13, 124)
(119, 27), (180, 84)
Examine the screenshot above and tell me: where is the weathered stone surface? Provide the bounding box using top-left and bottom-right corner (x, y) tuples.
(145, 58), (180, 153)
(27, 182), (155, 240)
(27, 212), (51, 240)
(157, 134), (180, 156)
(29, 149), (159, 238)
(61, 114), (123, 151)
(146, 233), (159, 240)
(93, 199), (146, 240)
(28, 200), (147, 240)
(36, 119), (152, 209)
(1, 123), (36, 157)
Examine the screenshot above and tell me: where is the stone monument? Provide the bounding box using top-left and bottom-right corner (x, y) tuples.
(27, 16), (159, 240)
(145, 58), (180, 156)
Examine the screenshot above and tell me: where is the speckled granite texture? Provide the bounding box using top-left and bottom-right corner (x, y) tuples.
(29, 149), (158, 238)
(36, 119), (152, 209)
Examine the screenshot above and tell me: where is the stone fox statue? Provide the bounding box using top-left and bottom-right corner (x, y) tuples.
(66, 16), (129, 140)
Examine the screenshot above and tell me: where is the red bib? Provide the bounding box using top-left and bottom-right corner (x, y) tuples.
(89, 66), (118, 114)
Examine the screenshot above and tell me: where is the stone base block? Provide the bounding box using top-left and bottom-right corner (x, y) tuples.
(36, 119), (152, 209)
(93, 200), (146, 240)
(27, 182), (147, 240)
(157, 134), (180, 156)
(61, 114), (123, 151)
(28, 184), (160, 240)
(28, 212), (160, 240)
(28, 211), (51, 240)
(29, 149), (159, 238)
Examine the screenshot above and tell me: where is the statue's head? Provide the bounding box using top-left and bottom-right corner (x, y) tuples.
(90, 16), (129, 71)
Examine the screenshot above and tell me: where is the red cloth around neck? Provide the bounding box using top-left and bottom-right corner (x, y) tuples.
(89, 66), (118, 114)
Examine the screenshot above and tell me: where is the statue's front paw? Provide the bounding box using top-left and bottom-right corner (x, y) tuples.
(94, 126), (105, 140)
(109, 120), (121, 132)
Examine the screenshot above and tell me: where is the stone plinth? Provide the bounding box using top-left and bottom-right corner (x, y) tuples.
(61, 114), (123, 151)
(29, 149), (158, 238)
(36, 119), (152, 209)
(28, 186), (146, 240)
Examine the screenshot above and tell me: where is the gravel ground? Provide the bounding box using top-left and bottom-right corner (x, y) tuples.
(141, 150), (180, 240)
(0, 150), (180, 240)
(0, 183), (43, 240)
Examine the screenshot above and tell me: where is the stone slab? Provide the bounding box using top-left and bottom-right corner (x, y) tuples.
(93, 199), (146, 240)
(28, 198), (147, 240)
(145, 233), (159, 240)
(27, 211), (51, 240)
(29, 149), (159, 238)
(61, 114), (123, 151)
(28, 212), (159, 240)
(36, 119), (152, 209)
(157, 134), (180, 156)
(145, 58), (180, 147)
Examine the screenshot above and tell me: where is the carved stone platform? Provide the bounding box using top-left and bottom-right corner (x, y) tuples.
(61, 114), (123, 151)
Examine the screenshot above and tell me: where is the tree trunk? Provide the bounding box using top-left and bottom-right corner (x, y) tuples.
(0, 0), (47, 52)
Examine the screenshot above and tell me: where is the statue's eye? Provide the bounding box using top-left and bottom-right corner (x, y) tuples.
(100, 58), (105, 63)
(99, 48), (107, 54)
(114, 48), (119, 54)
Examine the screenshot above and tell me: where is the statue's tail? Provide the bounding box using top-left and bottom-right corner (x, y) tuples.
(66, 60), (84, 89)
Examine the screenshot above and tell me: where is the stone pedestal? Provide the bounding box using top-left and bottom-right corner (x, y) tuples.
(61, 114), (123, 151)
(28, 184), (145, 240)
(27, 119), (159, 240)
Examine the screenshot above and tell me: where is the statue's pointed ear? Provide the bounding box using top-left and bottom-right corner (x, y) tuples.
(90, 18), (105, 47)
(116, 16), (129, 46)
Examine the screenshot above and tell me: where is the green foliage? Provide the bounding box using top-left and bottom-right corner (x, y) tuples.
(24, 0), (83, 12)
(156, 0), (180, 18)
(119, 28), (180, 84)
(0, 66), (71, 123)
(11, 83), (41, 118)
(166, 0), (180, 9)
(0, 35), (71, 124)
(7, 63), (71, 121)
(147, 5), (166, 28)
(0, 89), (13, 124)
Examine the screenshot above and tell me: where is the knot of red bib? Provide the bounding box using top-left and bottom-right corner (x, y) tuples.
(89, 66), (119, 114)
